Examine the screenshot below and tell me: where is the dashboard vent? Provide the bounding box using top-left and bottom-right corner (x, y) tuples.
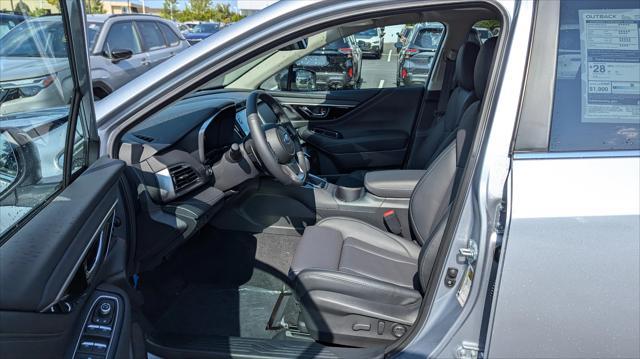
(169, 165), (198, 192)
(133, 133), (154, 142)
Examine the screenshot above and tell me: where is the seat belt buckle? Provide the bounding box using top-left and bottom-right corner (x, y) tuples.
(383, 210), (403, 235)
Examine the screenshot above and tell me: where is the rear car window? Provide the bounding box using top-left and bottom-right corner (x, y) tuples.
(136, 21), (166, 51)
(549, 0), (639, 151)
(159, 22), (181, 47)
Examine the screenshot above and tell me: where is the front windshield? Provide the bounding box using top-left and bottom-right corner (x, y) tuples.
(192, 23), (219, 33)
(0, 19), (67, 58)
(355, 29), (377, 38)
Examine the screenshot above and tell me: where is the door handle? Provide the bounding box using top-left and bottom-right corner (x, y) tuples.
(141, 59), (151, 66)
(299, 105), (329, 119)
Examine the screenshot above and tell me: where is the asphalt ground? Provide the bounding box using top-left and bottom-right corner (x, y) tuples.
(359, 43), (400, 89)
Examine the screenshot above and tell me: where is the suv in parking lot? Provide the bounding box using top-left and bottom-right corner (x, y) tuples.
(396, 22), (444, 86)
(354, 27), (385, 58)
(0, 14), (188, 115)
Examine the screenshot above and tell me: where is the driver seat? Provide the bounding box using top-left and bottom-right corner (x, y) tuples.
(289, 37), (496, 347)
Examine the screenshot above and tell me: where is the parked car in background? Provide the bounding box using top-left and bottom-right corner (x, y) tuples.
(184, 22), (220, 45)
(275, 36), (362, 91)
(0, 14), (189, 115)
(0, 12), (25, 38)
(354, 27), (385, 58)
(396, 22), (444, 86)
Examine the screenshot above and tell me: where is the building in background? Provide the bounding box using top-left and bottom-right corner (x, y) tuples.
(101, 0), (161, 15)
(236, 0), (277, 16)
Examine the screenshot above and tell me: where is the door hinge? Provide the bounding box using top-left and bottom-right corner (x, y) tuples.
(458, 239), (478, 263)
(455, 341), (481, 359)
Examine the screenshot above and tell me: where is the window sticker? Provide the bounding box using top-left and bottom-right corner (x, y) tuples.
(579, 9), (640, 124)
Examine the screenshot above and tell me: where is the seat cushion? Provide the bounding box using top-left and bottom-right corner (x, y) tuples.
(290, 217), (421, 289)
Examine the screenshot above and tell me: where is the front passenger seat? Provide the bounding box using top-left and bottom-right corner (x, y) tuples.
(289, 37), (497, 347)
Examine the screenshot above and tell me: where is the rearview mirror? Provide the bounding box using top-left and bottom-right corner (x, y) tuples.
(107, 48), (133, 63)
(280, 38), (308, 51)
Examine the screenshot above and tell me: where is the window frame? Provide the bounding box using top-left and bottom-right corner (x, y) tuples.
(0, 0), (100, 242)
(513, 0), (640, 155)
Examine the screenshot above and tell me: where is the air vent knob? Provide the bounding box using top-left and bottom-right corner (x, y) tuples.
(226, 143), (243, 163)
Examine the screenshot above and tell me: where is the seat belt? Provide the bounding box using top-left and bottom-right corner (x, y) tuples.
(434, 48), (458, 117)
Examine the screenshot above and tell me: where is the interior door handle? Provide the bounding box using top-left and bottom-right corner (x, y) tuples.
(299, 105), (329, 119)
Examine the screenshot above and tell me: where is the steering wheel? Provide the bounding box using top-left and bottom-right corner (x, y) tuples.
(246, 90), (308, 186)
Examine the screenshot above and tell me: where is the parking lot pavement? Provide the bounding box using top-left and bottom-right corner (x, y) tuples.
(360, 44), (399, 89)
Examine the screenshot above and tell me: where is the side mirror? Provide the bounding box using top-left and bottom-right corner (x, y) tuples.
(0, 129), (41, 202)
(106, 48), (133, 63)
(293, 69), (317, 91)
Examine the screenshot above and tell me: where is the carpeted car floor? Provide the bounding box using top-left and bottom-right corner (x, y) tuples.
(138, 225), (301, 339)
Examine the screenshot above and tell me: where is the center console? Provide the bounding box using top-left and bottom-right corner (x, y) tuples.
(212, 170), (425, 237)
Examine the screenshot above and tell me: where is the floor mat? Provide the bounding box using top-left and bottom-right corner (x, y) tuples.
(155, 284), (283, 339)
(139, 226), (302, 340)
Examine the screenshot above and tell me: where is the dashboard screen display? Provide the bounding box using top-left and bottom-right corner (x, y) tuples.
(236, 109), (249, 135)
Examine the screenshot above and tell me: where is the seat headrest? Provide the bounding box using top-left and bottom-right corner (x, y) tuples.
(454, 41), (480, 90)
(474, 37), (497, 99)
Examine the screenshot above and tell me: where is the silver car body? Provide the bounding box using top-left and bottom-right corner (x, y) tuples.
(89, 1), (639, 358)
(0, 14), (188, 115)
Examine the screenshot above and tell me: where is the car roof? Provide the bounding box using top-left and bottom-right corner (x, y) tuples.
(86, 13), (164, 23)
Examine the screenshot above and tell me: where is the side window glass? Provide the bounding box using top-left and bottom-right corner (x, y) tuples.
(159, 23), (181, 47)
(549, 1), (639, 151)
(104, 21), (142, 55)
(136, 21), (167, 51)
(261, 23), (444, 92)
(0, 4), (91, 237)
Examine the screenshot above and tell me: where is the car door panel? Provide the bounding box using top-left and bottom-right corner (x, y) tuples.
(272, 86), (424, 174)
(0, 158), (129, 358)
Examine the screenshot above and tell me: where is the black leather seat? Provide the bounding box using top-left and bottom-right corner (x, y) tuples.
(335, 40), (480, 188)
(289, 37), (497, 347)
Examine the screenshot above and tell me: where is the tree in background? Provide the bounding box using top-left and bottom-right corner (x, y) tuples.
(210, 3), (243, 23)
(44, 0), (103, 14)
(161, 0), (179, 20)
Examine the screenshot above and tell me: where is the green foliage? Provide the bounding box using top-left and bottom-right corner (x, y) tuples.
(161, 0), (179, 20)
(169, 0), (245, 23)
(84, 0), (106, 14)
(474, 20), (500, 30)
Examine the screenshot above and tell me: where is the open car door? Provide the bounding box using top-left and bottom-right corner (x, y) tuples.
(0, 1), (133, 358)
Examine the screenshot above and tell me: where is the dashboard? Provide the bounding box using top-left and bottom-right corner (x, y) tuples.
(119, 90), (280, 204)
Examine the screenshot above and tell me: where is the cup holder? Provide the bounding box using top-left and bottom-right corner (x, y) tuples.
(335, 186), (365, 202)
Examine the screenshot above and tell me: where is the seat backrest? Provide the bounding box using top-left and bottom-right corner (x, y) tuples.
(408, 38), (497, 294)
(406, 41), (480, 170)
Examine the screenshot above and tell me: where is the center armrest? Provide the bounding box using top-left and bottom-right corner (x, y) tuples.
(364, 170), (426, 198)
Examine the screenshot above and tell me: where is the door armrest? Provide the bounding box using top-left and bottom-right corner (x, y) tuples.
(364, 170), (426, 198)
